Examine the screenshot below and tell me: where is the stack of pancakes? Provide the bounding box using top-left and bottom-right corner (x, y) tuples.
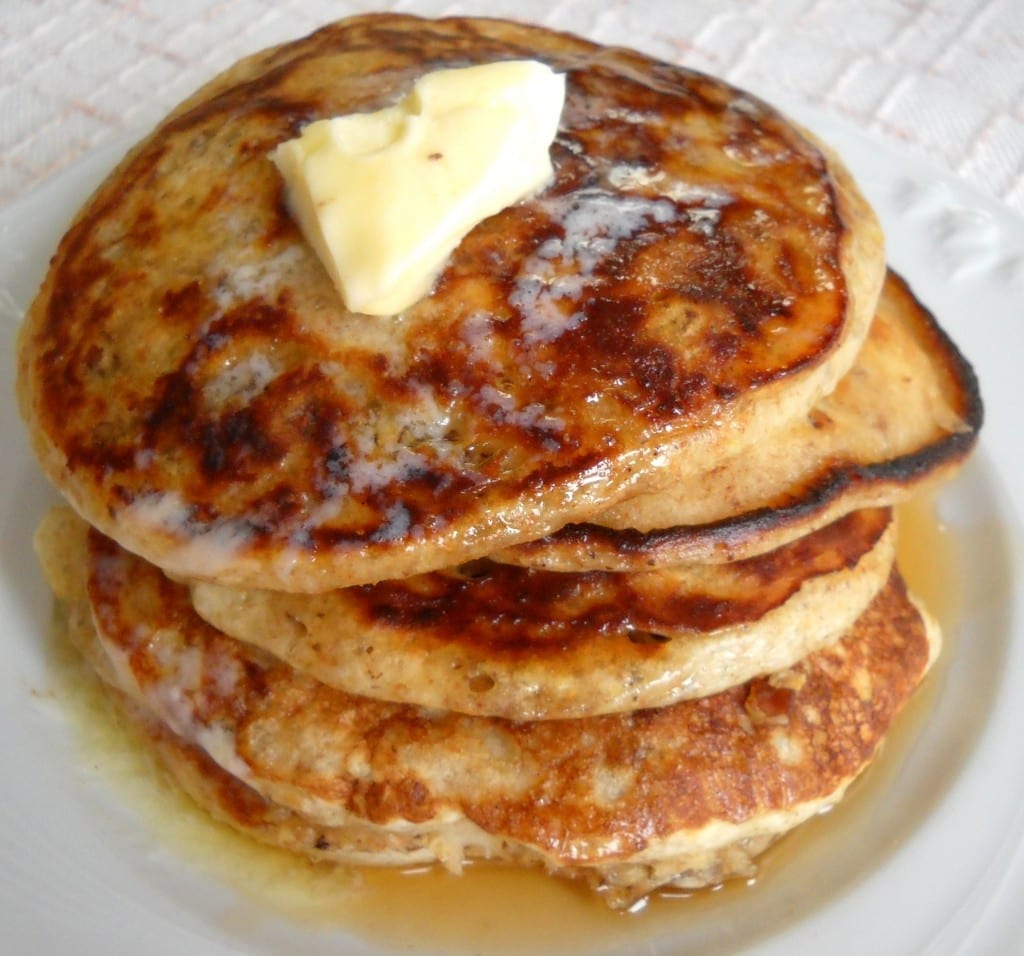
(17, 15), (981, 908)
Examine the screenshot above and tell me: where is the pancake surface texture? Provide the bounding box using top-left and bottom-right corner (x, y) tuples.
(17, 13), (883, 591)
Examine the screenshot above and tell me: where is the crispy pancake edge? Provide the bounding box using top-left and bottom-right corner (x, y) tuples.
(496, 270), (982, 570)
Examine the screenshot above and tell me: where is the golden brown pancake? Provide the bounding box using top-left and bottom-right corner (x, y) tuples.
(191, 508), (895, 719)
(55, 594), (470, 869)
(17, 13), (883, 592)
(72, 523), (936, 908)
(496, 270), (981, 570)
(118, 695), (470, 869)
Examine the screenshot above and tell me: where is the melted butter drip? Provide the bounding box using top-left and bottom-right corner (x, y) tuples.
(43, 494), (960, 954)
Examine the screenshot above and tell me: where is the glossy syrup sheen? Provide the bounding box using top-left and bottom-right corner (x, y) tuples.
(44, 494), (960, 955)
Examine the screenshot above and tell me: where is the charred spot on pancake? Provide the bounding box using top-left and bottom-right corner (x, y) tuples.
(626, 629), (672, 645)
(160, 281), (206, 323)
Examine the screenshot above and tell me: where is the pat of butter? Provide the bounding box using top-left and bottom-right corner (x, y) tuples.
(272, 60), (566, 315)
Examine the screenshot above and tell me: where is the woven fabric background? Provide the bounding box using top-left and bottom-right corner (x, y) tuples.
(1, 0), (1022, 215)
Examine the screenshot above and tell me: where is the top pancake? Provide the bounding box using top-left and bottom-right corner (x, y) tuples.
(17, 13), (883, 592)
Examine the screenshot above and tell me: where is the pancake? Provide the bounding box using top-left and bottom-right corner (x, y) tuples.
(191, 507), (895, 719)
(114, 694), (471, 870)
(17, 13), (883, 593)
(73, 523), (936, 908)
(55, 594), (457, 869)
(496, 270), (981, 571)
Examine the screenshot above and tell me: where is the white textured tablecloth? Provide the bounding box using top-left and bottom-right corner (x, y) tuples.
(1, 0), (1022, 217)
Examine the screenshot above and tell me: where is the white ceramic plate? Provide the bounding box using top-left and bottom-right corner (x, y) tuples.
(1, 113), (1022, 955)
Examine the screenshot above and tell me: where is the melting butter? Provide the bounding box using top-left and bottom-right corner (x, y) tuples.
(272, 60), (565, 316)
